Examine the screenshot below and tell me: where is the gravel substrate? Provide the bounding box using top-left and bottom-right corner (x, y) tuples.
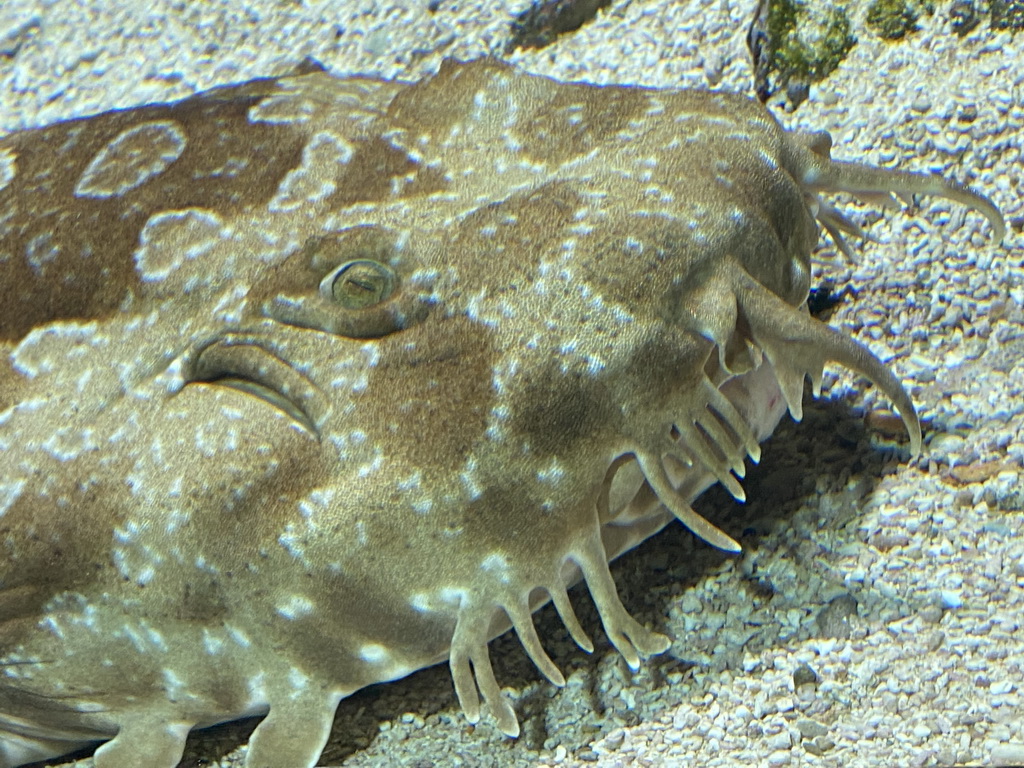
(2, 1), (1022, 767)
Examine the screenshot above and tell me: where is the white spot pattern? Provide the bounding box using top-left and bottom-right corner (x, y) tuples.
(248, 95), (317, 125)
(276, 595), (315, 620)
(0, 479), (26, 517)
(268, 131), (354, 212)
(134, 208), (228, 282)
(358, 644), (390, 664)
(75, 120), (186, 198)
(0, 147), (14, 192)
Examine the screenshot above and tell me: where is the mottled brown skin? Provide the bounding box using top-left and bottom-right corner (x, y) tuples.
(0, 59), (1003, 767)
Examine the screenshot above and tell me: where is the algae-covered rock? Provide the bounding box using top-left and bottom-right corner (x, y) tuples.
(989, 0), (1024, 30)
(949, 0), (981, 35)
(753, 0), (856, 104)
(506, 0), (612, 52)
(867, 0), (921, 38)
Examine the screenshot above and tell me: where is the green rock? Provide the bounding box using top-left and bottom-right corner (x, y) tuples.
(867, 0), (921, 39)
(766, 0), (857, 91)
(990, 0), (1024, 30)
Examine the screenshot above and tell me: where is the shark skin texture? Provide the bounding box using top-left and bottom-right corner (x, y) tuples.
(0, 58), (1004, 767)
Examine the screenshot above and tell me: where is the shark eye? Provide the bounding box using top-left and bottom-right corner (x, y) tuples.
(320, 259), (396, 309)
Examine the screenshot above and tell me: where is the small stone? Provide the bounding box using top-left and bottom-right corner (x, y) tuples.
(815, 736), (836, 753)
(786, 81), (810, 109)
(958, 104), (979, 123)
(991, 0), (1024, 29)
(867, 0), (920, 39)
(950, 0), (980, 35)
(939, 590), (963, 610)
(816, 594), (859, 639)
(919, 603), (944, 623)
(865, 410), (910, 441)
(793, 663), (820, 689)
(767, 729), (793, 750)
(928, 433), (966, 464)
(910, 95), (932, 113)
(797, 718), (829, 739)
(947, 459), (1010, 485)
(795, 684), (817, 703)
(679, 592), (702, 613)
(362, 28), (391, 57)
(732, 705), (753, 725)
(602, 728), (625, 751)
(804, 741), (826, 757)
(0, 12), (40, 57)
(991, 743), (1024, 764)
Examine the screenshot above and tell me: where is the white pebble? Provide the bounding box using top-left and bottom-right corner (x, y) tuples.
(992, 743), (1024, 764)
(940, 591), (963, 610)
(767, 729), (792, 750)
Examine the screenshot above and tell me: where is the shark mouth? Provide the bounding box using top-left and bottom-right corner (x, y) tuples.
(185, 337), (329, 439)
